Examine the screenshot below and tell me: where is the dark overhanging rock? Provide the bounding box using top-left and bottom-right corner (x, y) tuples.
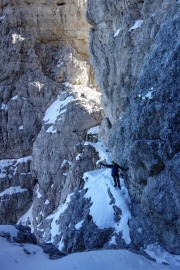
(14, 225), (37, 244)
(39, 242), (66, 260)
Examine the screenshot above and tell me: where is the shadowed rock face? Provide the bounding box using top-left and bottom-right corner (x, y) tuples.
(87, 0), (180, 253)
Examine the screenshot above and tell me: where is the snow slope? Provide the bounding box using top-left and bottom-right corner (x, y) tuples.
(0, 234), (179, 270)
(83, 168), (131, 244)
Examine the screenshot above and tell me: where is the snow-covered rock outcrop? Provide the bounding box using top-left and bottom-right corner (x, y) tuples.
(29, 141), (131, 252)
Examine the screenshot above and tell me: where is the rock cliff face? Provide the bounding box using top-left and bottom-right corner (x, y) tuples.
(87, 0), (180, 254)
(0, 0), (179, 257)
(0, 0), (101, 225)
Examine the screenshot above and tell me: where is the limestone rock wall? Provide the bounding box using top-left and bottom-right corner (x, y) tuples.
(87, 0), (180, 253)
(30, 85), (102, 232)
(0, 0), (179, 256)
(0, 0), (100, 224)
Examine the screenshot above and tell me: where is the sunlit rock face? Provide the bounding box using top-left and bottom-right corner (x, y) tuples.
(87, 0), (180, 254)
(0, 0), (101, 225)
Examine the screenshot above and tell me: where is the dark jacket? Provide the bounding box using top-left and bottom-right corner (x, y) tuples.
(101, 162), (126, 176)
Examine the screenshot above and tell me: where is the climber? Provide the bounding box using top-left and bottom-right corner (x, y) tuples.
(100, 161), (128, 189)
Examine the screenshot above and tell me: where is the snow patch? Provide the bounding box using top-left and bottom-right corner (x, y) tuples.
(145, 244), (180, 266)
(45, 199), (50, 205)
(43, 95), (74, 125)
(45, 126), (57, 133)
(40, 211), (44, 217)
(30, 81), (44, 92)
(0, 225), (18, 237)
(1, 103), (8, 110)
(16, 156), (32, 164)
(137, 228), (143, 234)
(129, 20), (143, 31)
(138, 88), (154, 100)
(57, 62), (63, 68)
(46, 193), (73, 241)
(142, 90), (154, 100)
(0, 237), (178, 270)
(62, 82), (72, 88)
(0, 155), (31, 178)
(75, 220), (84, 230)
(87, 126), (100, 135)
(0, 186), (28, 197)
(21, 172), (31, 176)
(36, 185), (42, 199)
(58, 236), (64, 251)
(43, 94), (74, 133)
(84, 141), (112, 164)
(0, 15), (6, 21)
(0, 159), (16, 178)
(76, 153), (82, 161)
(114, 28), (121, 37)
(12, 34), (25, 44)
(11, 95), (18, 101)
(109, 236), (117, 246)
(17, 204), (34, 232)
(73, 84), (101, 102)
(60, 159), (72, 168)
(18, 125), (23, 130)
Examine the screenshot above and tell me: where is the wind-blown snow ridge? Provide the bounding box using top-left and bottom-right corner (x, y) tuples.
(83, 140), (131, 244)
(83, 168), (131, 244)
